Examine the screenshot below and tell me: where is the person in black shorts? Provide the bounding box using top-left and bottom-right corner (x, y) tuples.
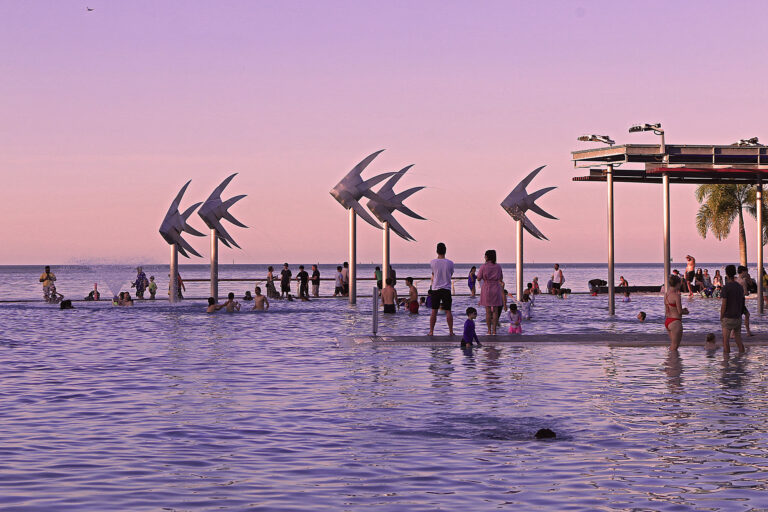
(280, 263), (292, 298)
(296, 265), (309, 300)
(429, 242), (455, 336)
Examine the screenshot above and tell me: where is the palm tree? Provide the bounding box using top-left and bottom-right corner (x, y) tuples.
(695, 184), (768, 266)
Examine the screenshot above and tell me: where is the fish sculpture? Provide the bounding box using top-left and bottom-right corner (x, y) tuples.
(500, 165), (556, 240)
(198, 173), (247, 249)
(366, 165), (425, 241)
(159, 180), (205, 258)
(330, 150), (397, 229)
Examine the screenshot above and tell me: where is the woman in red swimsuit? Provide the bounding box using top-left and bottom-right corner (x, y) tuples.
(664, 274), (686, 351)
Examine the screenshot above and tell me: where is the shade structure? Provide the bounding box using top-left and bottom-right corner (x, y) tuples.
(573, 142), (768, 315)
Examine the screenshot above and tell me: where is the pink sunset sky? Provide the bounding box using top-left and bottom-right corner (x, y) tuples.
(2, 0), (768, 265)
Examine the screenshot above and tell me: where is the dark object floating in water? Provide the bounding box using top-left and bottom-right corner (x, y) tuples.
(535, 428), (556, 439)
(60, 300), (74, 310)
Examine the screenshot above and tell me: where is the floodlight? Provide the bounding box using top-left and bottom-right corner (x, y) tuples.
(735, 137), (761, 146)
(629, 123), (664, 135)
(578, 134), (615, 145)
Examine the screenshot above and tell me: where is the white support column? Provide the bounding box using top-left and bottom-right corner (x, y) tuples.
(170, 244), (178, 303)
(663, 173), (671, 292)
(607, 163), (615, 315)
(382, 221), (390, 288)
(516, 220), (524, 300)
(210, 229), (218, 301)
(349, 209), (357, 305)
(758, 182), (764, 314)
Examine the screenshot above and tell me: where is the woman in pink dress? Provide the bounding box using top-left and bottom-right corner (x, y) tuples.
(476, 249), (504, 335)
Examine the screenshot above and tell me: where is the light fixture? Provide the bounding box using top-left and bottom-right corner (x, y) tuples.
(578, 134), (615, 146)
(735, 137), (761, 146)
(629, 123), (664, 135)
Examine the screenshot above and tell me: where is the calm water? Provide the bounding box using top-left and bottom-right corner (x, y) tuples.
(2, 264), (768, 510)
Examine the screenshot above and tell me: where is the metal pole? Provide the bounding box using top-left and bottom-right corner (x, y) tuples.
(210, 228), (218, 301)
(382, 221), (390, 288)
(663, 173), (671, 292)
(607, 163), (615, 315)
(758, 181), (764, 314)
(516, 220), (524, 300)
(349, 209), (357, 305)
(372, 286), (379, 335)
(170, 244), (178, 303)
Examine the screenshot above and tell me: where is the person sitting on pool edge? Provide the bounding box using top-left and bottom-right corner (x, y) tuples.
(381, 277), (398, 314)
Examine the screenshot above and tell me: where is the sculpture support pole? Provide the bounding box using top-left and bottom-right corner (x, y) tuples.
(382, 221), (390, 288)
(210, 229), (218, 301)
(170, 244), (178, 303)
(663, 173), (671, 293)
(516, 220), (524, 300)
(607, 164), (615, 316)
(349, 209), (357, 305)
(758, 182), (764, 314)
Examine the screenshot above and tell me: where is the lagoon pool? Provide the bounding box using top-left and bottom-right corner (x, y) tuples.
(1, 298), (768, 511)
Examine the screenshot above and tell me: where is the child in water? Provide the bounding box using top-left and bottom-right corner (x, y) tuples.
(461, 307), (481, 347)
(252, 286), (269, 311)
(508, 303), (522, 334)
(623, 290), (631, 302)
(521, 293), (532, 320)
(206, 297), (224, 313)
(148, 276), (157, 300)
(48, 285), (64, 304)
(223, 292), (241, 312)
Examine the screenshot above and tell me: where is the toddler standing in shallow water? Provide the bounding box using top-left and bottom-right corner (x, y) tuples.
(508, 303), (522, 334)
(461, 307), (481, 346)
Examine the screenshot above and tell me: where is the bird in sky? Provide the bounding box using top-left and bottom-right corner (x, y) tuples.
(86, 6), (94, 11)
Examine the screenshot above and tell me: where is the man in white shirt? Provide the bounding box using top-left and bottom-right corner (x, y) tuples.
(551, 263), (564, 294)
(429, 242), (455, 336)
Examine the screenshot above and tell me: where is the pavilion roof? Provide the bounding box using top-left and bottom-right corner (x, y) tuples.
(572, 144), (768, 184)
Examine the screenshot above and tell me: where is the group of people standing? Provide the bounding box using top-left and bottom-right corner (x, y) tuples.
(664, 260), (756, 353)
(264, 263), (326, 301)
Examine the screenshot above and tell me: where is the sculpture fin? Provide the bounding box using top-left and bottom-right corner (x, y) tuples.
(207, 173), (238, 201)
(360, 171), (396, 192)
(167, 180), (192, 216)
(502, 165), (546, 204)
(393, 186), (426, 220)
(349, 200), (382, 229)
(522, 215), (548, 241)
(386, 215), (415, 242)
(222, 195), (248, 227)
(346, 150), (385, 179)
(377, 165), (413, 197)
(181, 202), (202, 220)
(528, 187), (557, 219)
(178, 237), (202, 258)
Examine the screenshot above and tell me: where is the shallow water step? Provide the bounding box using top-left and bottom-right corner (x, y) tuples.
(342, 333), (768, 347)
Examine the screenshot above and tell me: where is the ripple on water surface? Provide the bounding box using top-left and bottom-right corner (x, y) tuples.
(0, 299), (768, 511)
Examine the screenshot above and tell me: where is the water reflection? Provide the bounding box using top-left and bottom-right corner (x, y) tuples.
(664, 350), (684, 393)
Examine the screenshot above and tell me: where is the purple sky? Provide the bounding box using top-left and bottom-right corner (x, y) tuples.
(3, 0), (768, 265)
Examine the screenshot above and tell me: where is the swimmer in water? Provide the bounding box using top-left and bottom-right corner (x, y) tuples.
(223, 292), (241, 312)
(381, 277), (398, 313)
(252, 286), (269, 311)
(206, 297), (225, 313)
